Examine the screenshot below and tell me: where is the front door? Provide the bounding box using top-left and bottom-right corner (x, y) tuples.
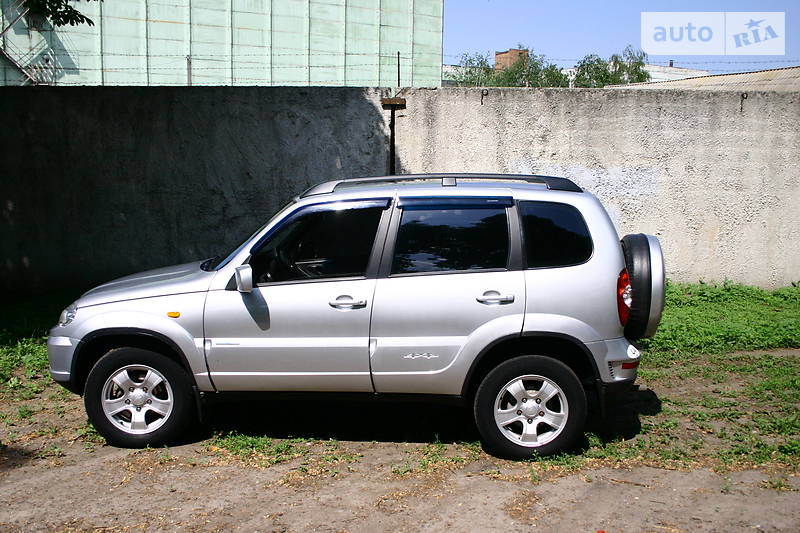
(204, 199), (390, 391)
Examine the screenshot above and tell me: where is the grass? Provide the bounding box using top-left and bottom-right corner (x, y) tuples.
(17, 405), (34, 420)
(34, 445), (65, 460)
(0, 292), (73, 398)
(75, 422), (106, 450)
(208, 432), (307, 467)
(640, 281), (800, 366)
(390, 439), (483, 476)
(560, 282), (800, 472)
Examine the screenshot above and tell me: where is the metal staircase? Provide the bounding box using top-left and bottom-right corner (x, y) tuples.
(0, 0), (50, 85)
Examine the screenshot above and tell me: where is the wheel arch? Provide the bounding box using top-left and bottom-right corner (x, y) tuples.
(71, 328), (198, 395)
(461, 332), (600, 400)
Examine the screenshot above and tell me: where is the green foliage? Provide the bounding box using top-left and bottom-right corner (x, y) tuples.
(0, 337), (48, 384)
(417, 441), (466, 469)
(0, 292), (75, 395)
(34, 444), (64, 459)
(390, 462), (413, 475)
(451, 51), (494, 87)
(23, 0), (101, 27)
(631, 284), (800, 469)
(454, 44), (649, 88)
(76, 421), (106, 448)
(209, 432), (304, 466)
(452, 46), (569, 88)
(573, 45), (650, 87)
(0, 334), (51, 401)
(572, 54), (612, 88)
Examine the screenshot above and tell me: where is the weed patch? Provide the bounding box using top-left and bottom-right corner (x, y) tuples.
(208, 432), (305, 467)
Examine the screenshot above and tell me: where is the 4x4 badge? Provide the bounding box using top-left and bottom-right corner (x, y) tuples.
(403, 352), (438, 360)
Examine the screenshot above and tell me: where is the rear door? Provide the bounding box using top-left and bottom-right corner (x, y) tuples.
(369, 197), (525, 394)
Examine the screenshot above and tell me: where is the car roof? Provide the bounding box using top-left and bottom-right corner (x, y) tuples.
(299, 173), (583, 198)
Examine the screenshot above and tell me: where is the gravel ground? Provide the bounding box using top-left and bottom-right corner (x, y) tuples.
(1, 351), (799, 532)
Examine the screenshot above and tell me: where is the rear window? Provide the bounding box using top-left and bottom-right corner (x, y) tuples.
(519, 201), (592, 268)
(392, 207), (509, 274)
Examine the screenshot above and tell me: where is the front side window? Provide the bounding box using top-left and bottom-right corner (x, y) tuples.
(520, 201), (592, 268)
(392, 207), (509, 274)
(250, 204), (384, 284)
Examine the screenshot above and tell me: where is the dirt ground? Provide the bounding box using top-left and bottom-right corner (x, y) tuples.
(2, 351), (799, 532)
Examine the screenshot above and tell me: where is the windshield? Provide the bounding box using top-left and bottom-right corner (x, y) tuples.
(200, 200), (297, 271)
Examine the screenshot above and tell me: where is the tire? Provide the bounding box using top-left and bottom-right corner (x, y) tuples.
(474, 355), (587, 459)
(84, 347), (195, 448)
(621, 233), (654, 340)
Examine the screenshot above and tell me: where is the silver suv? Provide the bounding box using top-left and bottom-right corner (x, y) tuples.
(48, 174), (664, 458)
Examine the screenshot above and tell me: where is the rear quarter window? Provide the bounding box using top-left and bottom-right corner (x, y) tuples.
(519, 201), (593, 268)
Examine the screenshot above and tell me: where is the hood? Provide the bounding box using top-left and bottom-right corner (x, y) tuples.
(78, 261), (217, 308)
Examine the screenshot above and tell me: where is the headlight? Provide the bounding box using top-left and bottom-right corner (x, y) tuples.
(58, 303), (77, 327)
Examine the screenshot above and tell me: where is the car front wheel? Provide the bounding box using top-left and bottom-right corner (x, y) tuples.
(84, 347), (195, 447)
(474, 355), (587, 458)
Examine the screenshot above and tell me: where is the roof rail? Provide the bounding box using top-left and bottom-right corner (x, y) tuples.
(300, 173), (583, 197)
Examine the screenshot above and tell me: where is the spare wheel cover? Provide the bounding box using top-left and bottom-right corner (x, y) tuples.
(621, 233), (652, 340)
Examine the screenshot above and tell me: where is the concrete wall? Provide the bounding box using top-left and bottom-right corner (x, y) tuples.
(396, 88), (800, 288)
(1, 86), (798, 293)
(1, 86), (390, 293)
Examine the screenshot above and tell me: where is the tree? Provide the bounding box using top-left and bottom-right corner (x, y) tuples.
(452, 46), (569, 88)
(451, 52), (494, 87)
(574, 45), (650, 88)
(573, 54), (611, 88)
(23, 0), (101, 27)
(619, 45), (650, 83)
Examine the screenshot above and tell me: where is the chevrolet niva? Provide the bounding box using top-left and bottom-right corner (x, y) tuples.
(48, 174), (664, 458)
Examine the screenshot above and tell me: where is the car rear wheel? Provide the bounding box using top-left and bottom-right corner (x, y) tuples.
(474, 355), (587, 458)
(84, 347), (195, 447)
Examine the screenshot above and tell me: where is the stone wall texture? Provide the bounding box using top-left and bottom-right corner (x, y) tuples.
(396, 87), (800, 288)
(1, 86), (390, 293)
(1, 86), (798, 293)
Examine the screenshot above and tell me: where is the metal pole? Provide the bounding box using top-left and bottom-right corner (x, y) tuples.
(187, 55), (192, 86)
(397, 51), (400, 87)
(381, 97), (405, 176)
(389, 107), (396, 175)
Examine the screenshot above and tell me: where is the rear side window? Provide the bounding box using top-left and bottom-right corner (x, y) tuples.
(519, 201), (592, 268)
(392, 207), (509, 274)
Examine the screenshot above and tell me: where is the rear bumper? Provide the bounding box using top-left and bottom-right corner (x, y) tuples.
(585, 337), (641, 384)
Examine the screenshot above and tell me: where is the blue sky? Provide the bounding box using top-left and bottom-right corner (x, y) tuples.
(444, 0), (798, 74)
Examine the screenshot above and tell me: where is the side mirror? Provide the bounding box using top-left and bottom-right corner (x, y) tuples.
(234, 265), (253, 293)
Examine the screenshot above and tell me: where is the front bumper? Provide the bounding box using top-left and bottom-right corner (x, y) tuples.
(47, 335), (81, 393)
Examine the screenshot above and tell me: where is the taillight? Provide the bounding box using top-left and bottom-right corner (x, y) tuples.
(617, 268), (632, 326)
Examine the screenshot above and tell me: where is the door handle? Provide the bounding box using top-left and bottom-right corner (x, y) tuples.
(476, 293), (515, 304)
(329, 296), (367, 309)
